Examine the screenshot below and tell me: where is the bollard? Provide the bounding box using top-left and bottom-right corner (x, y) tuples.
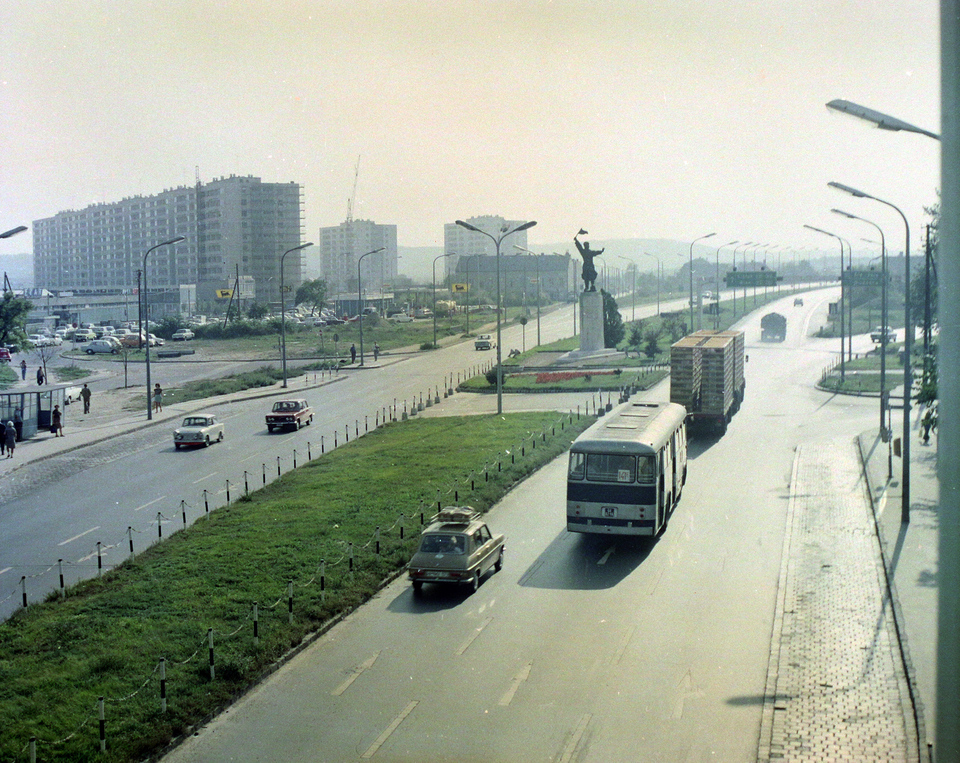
(226, 479), (230, 503)
(345, 424), (349, 443)
(400, 514), (405, 540)
(320, 560), (326, 603)
(160, 658), (167, 713)
(208, 628), (215, 680)
(204, 489), (210, 513)
(365, 415), (368, 433)
(334, 430), (338, 447)
(253, 602), (259, 647)
(20, 576), (26, 608)
(293, 449), (297, 469)
(97, 541), (102, 576)
(58, 558), (65, 597)
(99, 696), (106, 752)
(244, 471), (249, 495)
(356, 420), (359, 437)
(375, 526), (381, 558)
(308, 441), (312, 460)
(277, 456), (281, 477)
(157, 512), (163, 539)
(182, 500), (187, 527)
(288, 580), (294, 624)
(349, 542), (354, 572)
(262, 463), (267, 485)
(321, 435), (325, 454)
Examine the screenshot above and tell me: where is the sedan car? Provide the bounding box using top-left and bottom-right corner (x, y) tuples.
(407, 507), (504, 594)
(474, 334), (494, 350)
(84, 339), (119, 354)
(171, 329), (195, 341)
(173, 414), (224, 449)
(0, 348), (11, 362)
(266, 399), (314, 432)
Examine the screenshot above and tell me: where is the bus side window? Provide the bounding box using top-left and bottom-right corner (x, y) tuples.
(637, 455), (656, 484)
(569, 451), (585, 479)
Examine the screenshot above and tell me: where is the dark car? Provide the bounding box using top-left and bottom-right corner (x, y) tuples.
(266, 399), (314, 432)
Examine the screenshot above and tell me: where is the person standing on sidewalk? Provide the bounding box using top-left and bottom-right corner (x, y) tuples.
(80, 383), (92, 414)
(4, 421), (15, 458)
(373, 343), (380, 361)
(153, 383), (163, 413)
(19, 359), (26, 380)
(350, 344), (357, 364)
(36, 366), (44, 386)
(51, 405), (63, 437)
(13, 408), (22, 441)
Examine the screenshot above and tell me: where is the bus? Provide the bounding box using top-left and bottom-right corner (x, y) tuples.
(566, 401), (687, 536)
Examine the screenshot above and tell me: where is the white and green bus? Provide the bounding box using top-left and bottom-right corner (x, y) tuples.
(567, 401), (688, 536)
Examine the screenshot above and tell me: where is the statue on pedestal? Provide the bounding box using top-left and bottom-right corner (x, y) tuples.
(574, 229), (604, 292)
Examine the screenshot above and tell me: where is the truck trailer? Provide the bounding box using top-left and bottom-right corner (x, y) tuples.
(670, 330), (745, 435)
(760, 312), (787, 342)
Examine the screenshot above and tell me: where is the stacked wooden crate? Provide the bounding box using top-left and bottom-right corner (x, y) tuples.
(670, 335), (703, 412)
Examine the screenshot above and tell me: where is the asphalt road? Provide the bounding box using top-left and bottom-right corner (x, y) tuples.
(156, 288), (884, 762)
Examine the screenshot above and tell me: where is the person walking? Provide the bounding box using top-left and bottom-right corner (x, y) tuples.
(153, 383), (163, 413)
(350, 344), (357, 364)
(36, 366), (44, 386)
(80, 383), (92, 413)
(19, 359), (26, 380)
(51, 404), (63, 437)
(373, 343), (380, 361)
(13, 408), (22, 442)
(4, 421), (16, 458)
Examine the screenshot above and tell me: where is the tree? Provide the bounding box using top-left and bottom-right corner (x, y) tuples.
(295, 279), (328, 316)
(601, 289), (625, 348)
(247, 302), (270, 320)
(0, 292), (32, 350)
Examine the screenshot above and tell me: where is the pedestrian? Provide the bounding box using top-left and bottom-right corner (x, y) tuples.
(373, 343), (380, 361)
(920, 406), (936, 445)
(13, 408), (22, 442)
(36, 366), (44, 386)
(153, 382), (163, 413)
(19, 359), (26, 380)
(51, 404), (63, 437)
(80, 383), (92, 413)
(350, 343), (357, 364)
(4, 421), (15, 458)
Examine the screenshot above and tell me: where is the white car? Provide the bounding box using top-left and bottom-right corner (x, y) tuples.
(28, 334), (52, 347)
(174, 413), (224, 449)
(172, 329), (195, 341)
(390, 313), (414, 323)
(84, 339), (119, 354)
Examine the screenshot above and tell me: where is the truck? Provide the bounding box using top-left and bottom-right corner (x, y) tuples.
(670, 330), (745, 435)
(760, 312), (787, 342)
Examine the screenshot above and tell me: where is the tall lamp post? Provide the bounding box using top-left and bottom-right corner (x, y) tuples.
(1, 226), (28, 240)
(280, 242), (314, 387)
(143, 236), (185, 420)
(689, 233), (716, 330)
(456, 219), (537, 414)
(357, 246), (385, 366)
(804, 225), (847, 381)
(643, 252), (661, 315)
(714, 240), (738, 329)
(514, 245), (543, 345)
(616, 255), (637, 323)
(433, 251), (455, 349)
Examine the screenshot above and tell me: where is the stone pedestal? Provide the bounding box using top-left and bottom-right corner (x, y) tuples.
(579, 290), (604, 353)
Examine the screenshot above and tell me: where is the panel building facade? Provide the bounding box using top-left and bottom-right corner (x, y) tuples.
(33, 175), (304, 310)
(319, 219), (398, 297)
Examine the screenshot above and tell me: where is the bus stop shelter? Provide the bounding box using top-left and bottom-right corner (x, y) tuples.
(0, 385), (70, 440)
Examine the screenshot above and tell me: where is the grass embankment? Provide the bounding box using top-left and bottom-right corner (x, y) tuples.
(818, 345), (909, 395)
(0, 411), (593, 763)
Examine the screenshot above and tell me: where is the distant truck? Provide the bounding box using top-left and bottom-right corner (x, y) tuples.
(761, 312), (787, 342)
(670, 330), (746, 435)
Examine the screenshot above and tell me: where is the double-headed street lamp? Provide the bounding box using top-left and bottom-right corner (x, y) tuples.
(280, 242), (315, 387)
(514, 245), (543, 346)
(826, 99), (941, 140)
(689, 233), (716, 330)
(804, 224), (848, 381)
(616, 255), (637, 323)
(143, 236), (186, 420)
(455, 219), (537, 415)
(714, 240), (738, 329)
(643, 252), (662, 316)
(433, 252), (456, 349)
(357, 246), (386, 366)
(1, 226), (28, 240)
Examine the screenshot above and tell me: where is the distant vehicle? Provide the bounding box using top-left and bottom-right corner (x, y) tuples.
(73, 328), (95, 342)
(0, 348), (11, 363)
(567, 401), (688, 537)
(760, 312), (787, 342)
(362, 306), (378, 315)
(407, 507), (504, 593)
(871, 326), (897, 343)
(173, 414), (224, 449)
(120, 333), (145, 348)
(149, 333), (164, 346)
(474, 334), (494, 351)
(84, 339), (119, 355)
(171, 329), (195, 341)
(265, 399), (314, 432)
(324, 317), (346, 325)
(390, 313), (414, 323)
(793, 297), (804, 306)
(414, 308), (432, 318)
(28, 334), (52, 347)
(701, 291), (715, 301)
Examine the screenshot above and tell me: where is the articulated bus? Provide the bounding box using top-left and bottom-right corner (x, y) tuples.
(566, 401), (687, 536)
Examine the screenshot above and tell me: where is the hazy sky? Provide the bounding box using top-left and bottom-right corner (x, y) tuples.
(0, 0), (941, 261)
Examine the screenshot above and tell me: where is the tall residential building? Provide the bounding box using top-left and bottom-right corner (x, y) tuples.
(442, 216), (531, 281)
(33, 175), (305, 307)
(319, 219), (398, 296)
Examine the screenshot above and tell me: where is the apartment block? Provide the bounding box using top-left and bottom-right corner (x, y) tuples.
(319, 219), (398, 296)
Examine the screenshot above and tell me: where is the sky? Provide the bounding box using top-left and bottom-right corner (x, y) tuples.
(0, 0), (942, 270)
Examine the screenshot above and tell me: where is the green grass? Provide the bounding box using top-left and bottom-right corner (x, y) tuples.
(0, 412), (592, 762)
(52, 364), (92, 383)
(0, 363), (17, 389)
(460, 367), (669, 393)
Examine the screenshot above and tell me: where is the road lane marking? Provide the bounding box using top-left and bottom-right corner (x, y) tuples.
(558, 713), (592, 763)
(134, 496), (166, 512)
(498, 662), (532, 706)
(361, 700), (418, 759)
(58, 526), (100, 546)
(456, 616), (493, 656)
(332, 651), (380, 696)
(0, 567), (11, 575)
(612, 626), (634, 664)
(192, 472), (217, 484)
(597, 545), (615, 565)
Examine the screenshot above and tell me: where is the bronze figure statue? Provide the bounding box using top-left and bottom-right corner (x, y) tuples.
(574, 228), (604, 291)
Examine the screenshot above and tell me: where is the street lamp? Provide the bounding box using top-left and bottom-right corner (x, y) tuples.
(143, 236), (185, 420)
(643, 252), (662, 316)
(804, 224), (848, 381)
(714, 240), (738, 328)
(832, 209), (890, 448)
(689, 233), (716, 330)
(456, 219), (537, 414)
(280, 242), (314, 387)
(514, 245), (543, 346)
(433, 252), (455, 349)
(829, 180), (913, 524)
(1, 226), (28, 239)
(826, 99), (941, 140)
(616, 255), (637, 323)
(357, 246), (386, 366)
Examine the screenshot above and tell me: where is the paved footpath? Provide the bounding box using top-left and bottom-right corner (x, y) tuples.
(758, 438), (924, 762)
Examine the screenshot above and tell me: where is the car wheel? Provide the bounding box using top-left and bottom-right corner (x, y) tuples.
(217, 432), (223, 443)
(470, 570), (480, 592)
(412, 580), (423, 593)
(174, 443), (181, 450)
(204, 436), (210, 447)
(296, 419), (301, 430)
(495, 549), (504, 572)
(86, 349), (94, 354)
(267, 425), (273, 433)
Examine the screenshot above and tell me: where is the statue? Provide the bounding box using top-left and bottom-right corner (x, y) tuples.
(574, 228), (604, 292)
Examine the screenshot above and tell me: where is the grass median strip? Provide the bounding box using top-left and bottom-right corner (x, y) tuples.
(0, 411), (592, 763)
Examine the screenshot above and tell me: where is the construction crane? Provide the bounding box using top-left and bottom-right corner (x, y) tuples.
(345, 156), (360, 222)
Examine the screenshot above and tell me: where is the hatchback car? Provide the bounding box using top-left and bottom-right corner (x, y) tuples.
(84, 339), (119, 354)
(407, 507), (504, 594)
(173, 414), (224, 449)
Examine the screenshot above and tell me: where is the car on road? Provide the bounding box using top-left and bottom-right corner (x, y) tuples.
(390, 313), (414, 323)
(474, 334), (494, 350)
(793, 297), (804, 306)
(870, 325), (897, 343)
(407, 506), (505, 594)
(266, 399), (314, 432)
(84, 339), (119, 355)
(173, 414), (224, 449)
(171, 328), (195, 341)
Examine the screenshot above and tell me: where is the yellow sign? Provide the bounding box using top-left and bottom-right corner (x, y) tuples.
(216, 289), (234, 299)
(451, 283), (469, 293)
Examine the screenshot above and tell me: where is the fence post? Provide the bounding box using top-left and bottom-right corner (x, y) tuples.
(244, 471), (249, 495)
(349, 542), (354, 572)
(293, 449), (297, 469)
(321, 435), (325, 454)
(20, 576), (26, 608)
(160, 658), (167, 713)
(99, 696), (106, 752)
(375, 526), (381, 558)
(320, 560), (326, 604)
(204, 489), (210, 513)
(253, 603), (259, 647)
(157, 512), (163, 539)
(400, 513), (405, 540)
(58, 558), (65, 597)
(208, 628), (215, 680)
(128, 527), (134, 557)
(288, 580), (294, 624)
(308, 441), (312, 460)
(226, 479), (230, 503)
(277, 456), (281, 477)
(97, 541), (102, 576)
(181, 500), (187, 527)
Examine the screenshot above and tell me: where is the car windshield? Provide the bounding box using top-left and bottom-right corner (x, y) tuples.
(420, 534), (466, 554)
(274, 402), (297, 412)
(183, 417), (210, 427)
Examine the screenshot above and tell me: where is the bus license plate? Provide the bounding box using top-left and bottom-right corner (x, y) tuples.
(602, 506), (617, 518)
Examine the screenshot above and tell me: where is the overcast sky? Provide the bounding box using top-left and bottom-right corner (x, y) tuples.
(0, 0), (941, 261)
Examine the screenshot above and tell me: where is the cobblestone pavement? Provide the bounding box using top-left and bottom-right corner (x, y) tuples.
(758, 438), (922, 762)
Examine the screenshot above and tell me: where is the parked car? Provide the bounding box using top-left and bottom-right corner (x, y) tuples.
(28, 334), (52, 347)
(84, 339), (119, 354)
(265, 399), (314, 432)
(0, 348), (11, 363)
(149, 333), (164, 346)
(120, 333), (145, 348)
(870, 325), (897, 343)
(407, 507), (505, 594)
(474, 334), (494, 351)
(173, 413), (224, 449)
(390, 313), (414, 323)
(73, 328), (96, 342)
(171, 328), (195, 341)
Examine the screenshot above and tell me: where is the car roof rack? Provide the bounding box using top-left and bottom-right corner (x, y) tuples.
(434, 506), (480, 525)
